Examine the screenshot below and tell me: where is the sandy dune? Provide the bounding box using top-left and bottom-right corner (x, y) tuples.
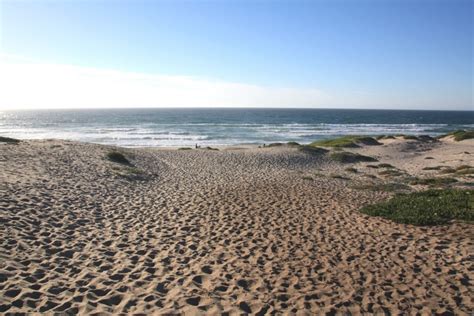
(0, 138), (473, 314)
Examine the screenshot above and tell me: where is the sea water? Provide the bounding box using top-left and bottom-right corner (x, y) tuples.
(1, 108), (472, 147)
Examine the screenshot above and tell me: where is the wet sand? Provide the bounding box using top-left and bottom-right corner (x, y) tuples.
(0, 137), (473, 314)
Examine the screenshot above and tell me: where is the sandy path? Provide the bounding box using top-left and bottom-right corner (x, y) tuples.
(0, 139), (472, 314)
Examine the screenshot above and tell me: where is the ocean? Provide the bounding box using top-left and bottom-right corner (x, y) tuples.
(1, 108), (473, 147)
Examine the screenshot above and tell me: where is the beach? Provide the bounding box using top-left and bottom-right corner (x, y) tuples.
(0, 136), (473, 314)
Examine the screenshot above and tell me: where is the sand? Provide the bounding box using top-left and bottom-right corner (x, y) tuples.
(0, 137), (473, 314)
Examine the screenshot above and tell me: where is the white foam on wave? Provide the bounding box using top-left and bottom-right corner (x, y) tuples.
(1, 122), (472, 147)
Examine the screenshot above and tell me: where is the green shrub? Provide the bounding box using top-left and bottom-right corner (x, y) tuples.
(310, 136), (381, 148)
(450, 130), (474, 141)
(330, 152), (378, 163)
(0, 136), (20, 144)
(287, 141), (300, 146)
(438, 130), (474, 141)
(298, 145), (329, 155)
(302, 176), (314, 181)
(360, 189), (474, 225)
(402, 135), (419, 140)
(107, 151), (131, 165)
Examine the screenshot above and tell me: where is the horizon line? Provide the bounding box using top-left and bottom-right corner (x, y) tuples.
(2, 107), (473, 112)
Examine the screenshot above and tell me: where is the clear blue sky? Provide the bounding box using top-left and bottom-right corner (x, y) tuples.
(1, 0), (472, 110)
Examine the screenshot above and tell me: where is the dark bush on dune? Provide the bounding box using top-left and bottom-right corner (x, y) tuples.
(379, 169), (403, 177)
(298, 145), (329, 155)
(360, 189), (473, 225)
(330, 151), (378, 163)
(422, 166), (444, 170)
(310, 136), (381, 148)
(267, 142), (284, 147)
(402, 135), (419, 140)
(410, 177), (457, 186)
(378, 163), (395, 168)
(107, 151), (131, 165)
(0, 136), (20, 144)
(417, 135), (437, 142)
(355, 137), (382, 146)
(449, 130), (474, 141)
(437, 130), (474, 141)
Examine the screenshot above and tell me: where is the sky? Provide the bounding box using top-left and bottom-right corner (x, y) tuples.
(0, 0), (472, 110)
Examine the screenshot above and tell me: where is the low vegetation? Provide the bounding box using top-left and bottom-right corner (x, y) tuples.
(378, 163), (395, 168)
(422, 166), (444, 170)
(330, 151), (378, 163)
(379, 169), (403, 177)
(309, 135), (381, 148)
(298, 145), (329, 155)
(287, 141), (300, 146)
(267, 142), (283, 147)
(178, 147), (192, 150)
(302, 176), (314, 181)
(417, 135), (437, 142)
(410, 177), (457, 186)
(376, 135), (396, 140)
(0, 136), (20, 144)
(402, 135), (419, 140)
(395, 134), (437, 142)
(359, 189), (474, 225)
(456, 168), (474, 176)
(345, 167), (358, 173)
(204, 146), (219, 151)
(439, 168), (456, 174)
(440, 130), (474, 141)
(107, 151), (131, 165)
(364, 174), (377, 179)
(330, 174), (349, 180)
